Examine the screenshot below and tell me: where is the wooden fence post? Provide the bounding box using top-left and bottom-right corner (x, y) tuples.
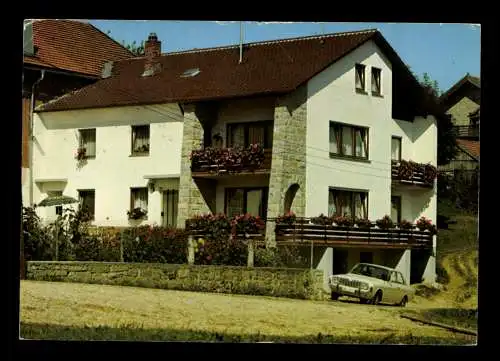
(247, 235), (254, 268)
(188, 234), (195, 265)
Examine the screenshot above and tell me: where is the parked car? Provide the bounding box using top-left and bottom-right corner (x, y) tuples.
(328, 263), (415, 306)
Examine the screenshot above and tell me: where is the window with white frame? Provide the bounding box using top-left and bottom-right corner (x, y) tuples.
(329, 122), (368, 159)
(328, 188), (368, 219)
(355, 63), (366, 92)
(371, 67), (382, 95)
(131, 125), (150, 154)
(78, 129), (96, 158)
(131, 187), (148, 212)
(391, 136), (402, 162)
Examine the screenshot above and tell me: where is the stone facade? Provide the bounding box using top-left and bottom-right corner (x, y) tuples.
(265, 85), (308, 246)
(177, 104), (212, 228)
(27, 261), (329, 301)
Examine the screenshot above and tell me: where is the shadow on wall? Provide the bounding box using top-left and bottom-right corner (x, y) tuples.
(33, 137), (45, 156)
(194, 178), (217, 214)
(284, 183), (300, 214)
(411, 190), (433, 221)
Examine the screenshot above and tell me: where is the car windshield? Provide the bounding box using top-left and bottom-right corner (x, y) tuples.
(350, 264), (390, 281)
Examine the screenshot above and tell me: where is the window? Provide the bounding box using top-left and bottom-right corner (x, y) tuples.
(225, 187), (269, 218)
(131, 187), (148, 212)
(355, 64), (366, 92)
(328, 188), (368, 219)
(329, 122), (368, 159)
(78, 189), (95, 219)
(391, 136), (401, 162)
(371, 67), (382, 95)
(78, 129), (96, 158)
(391, 196), (401, 224)
(226, 121), (273, 148)
(131, 125), (150, 155)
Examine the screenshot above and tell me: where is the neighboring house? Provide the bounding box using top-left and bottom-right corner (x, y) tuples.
(22, 19), (134, 207)
(438, 73), (480, 175)
(32, 29), (440, 286)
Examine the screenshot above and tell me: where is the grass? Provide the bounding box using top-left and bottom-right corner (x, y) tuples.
(404, 308), (477, 332)
(20, 280), (475, 344)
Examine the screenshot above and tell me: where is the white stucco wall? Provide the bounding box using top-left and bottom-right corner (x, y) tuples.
(305, 39), (437, 282)
(32, 103), (183, 226)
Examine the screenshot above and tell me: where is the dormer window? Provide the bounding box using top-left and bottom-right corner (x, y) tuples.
(372, 67), (382, 95)
(355, 64), (366, 93)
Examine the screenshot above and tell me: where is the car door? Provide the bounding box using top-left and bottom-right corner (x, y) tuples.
(396, 271), (409, 300)
(386, 271), (400, 303)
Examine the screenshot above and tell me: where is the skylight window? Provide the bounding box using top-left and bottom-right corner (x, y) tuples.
(181, 68), (201, 78)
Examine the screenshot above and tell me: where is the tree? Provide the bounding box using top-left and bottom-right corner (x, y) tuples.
(107, 30), (145, 56)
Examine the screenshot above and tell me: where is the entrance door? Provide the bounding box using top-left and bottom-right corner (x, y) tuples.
(333, 249), (349, 274)
(162, 190), (178, 227)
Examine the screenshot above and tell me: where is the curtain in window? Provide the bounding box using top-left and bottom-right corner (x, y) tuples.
(133, 126), (150, 152)
(248, 125), (265, 147)
(246, 189), (263, 217)
(355, 129), (366, 158)
(329, 125), (339, 154)
(372, 69), (381, 93)
(226, 189), (244, 217)
(328, 190), (336, 217)
(80, 130), (96, 156)
(341, 192), (351, 217)
(133, 188), (148, 210)
(391, 137), (401, 161)
(354, 192), (367, 219)
(342, 126), (353, 156)
(355, 65), (365, 89)
(229, 125), (245, 148)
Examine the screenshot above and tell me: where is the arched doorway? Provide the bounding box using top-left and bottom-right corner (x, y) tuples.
(284, 183), (300, 213)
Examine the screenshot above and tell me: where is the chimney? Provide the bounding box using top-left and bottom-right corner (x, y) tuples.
(142, 32), (162, 77)
(101, 61), (114, 79)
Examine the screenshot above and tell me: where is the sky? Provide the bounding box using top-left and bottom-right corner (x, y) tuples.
(85, 21), (480, 93)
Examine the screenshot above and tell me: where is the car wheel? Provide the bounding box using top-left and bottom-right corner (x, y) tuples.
(331, 292), (340, 301)
(371, 291), (382, 305)
(399, 296), (408, 307)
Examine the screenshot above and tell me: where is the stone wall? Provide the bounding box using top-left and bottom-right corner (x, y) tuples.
(177, 104), (213, 228)
(27, 261), (328, 301)
(266, 85), (308, 245)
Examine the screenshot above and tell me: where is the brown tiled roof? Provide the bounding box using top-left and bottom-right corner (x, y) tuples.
(37, 29), (424, 112)
(24, 19), (134, 77)
(457, 139), (480, 160)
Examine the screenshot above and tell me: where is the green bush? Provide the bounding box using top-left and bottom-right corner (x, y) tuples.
(122, 226), (188, 264)
(22, 206), (54, 261)
(254, 246), (309, 268)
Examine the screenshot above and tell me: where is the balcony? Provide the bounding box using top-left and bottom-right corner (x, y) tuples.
(275, 220), (433, 249)
(454, 125), (479, 139)
(391, 160), (436, 188)
(190, 145), (272, 178)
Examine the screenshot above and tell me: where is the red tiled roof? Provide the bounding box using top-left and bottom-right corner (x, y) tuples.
(37, 29), (424, 112)
(24, 19), (134, 77)
(457, 139), (480, 159)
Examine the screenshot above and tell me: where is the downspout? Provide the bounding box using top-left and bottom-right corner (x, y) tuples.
(29, 69), (45, 206)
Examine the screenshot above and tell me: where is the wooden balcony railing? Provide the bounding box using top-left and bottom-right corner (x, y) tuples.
(191, 146), (272, 176)
(391, 160), (436, 188)
(186, 217), (434, 249)
(274, 220), (433, 249)
(454, 125), (479, 138)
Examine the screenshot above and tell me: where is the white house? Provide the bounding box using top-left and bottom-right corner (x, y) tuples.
(31, 29), (439, 286)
